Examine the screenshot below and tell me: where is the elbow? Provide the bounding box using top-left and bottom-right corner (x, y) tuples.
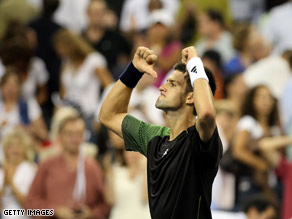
(99, 109), (108, 127)
(197, 110), (216, 128)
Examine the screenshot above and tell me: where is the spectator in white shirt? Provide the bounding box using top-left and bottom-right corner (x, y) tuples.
(0, 129), (37, 219)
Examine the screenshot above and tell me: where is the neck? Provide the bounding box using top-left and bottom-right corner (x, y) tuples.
(63, 150), (79, 168)
(4, 100), (17, 111)
(7, 159), (23, 167)
(165, 108), (195, 141)
(256, 114), (269, 127)
(207, 29), (222, 41)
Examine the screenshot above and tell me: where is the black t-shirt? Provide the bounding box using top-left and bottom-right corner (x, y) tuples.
(122, 115), (223, 219)
(83, 29), (132, 78)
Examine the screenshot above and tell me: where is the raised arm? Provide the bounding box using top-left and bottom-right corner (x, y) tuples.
(182, 46), (216, 142)
(99, 47), (157, 137)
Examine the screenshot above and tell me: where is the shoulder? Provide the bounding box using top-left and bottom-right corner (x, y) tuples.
(237, 115), (258, 129)
(38, 155), (61, 171)
(123, 114), (170, 136)
(86, 52), (107, 67)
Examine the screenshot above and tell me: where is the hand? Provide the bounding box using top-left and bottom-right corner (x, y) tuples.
(181, 46), (198, 65)
(55, 206), (75, 219)
(74, 205), (92, 219)
(133, 46), (158, 78)
(4, 165), (15, 186)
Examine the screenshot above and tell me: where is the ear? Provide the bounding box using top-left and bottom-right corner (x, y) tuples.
(185, 92), (194, 105)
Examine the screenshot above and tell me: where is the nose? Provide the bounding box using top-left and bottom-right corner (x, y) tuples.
(159, 84), (166, 92)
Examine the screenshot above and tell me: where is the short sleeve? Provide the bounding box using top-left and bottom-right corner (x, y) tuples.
(194, 127), (223, 169)
(237, 115), (263, 139)
(121, 115), (170, 157)
(28, 98), (41, 122)
(88, 52), (107, 69)
(31, 57), (49, 85)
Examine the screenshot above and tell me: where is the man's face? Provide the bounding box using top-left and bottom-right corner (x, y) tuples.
(59, 119), (85, 154)
(155, 70), (190, 111)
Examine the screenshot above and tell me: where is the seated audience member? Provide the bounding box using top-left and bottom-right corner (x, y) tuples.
(0, 35), (49, 106)
(25, 115), (110, 219)
(0, 129), (37, 219)
(195, 9), (235, 63)
(145, 9), (183, 88)
(223, 73), (248, 117)
(54, 29), (113, 141)
(0, 67), (48, 160)
(224, 23), (270, 76)
(231, 85), (286, 208)
(243, 50), (291, 99)
(83, 0), (132, 79)
(38, 106), (98, 162)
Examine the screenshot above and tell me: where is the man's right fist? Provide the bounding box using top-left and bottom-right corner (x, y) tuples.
(133, 47), (158, 78)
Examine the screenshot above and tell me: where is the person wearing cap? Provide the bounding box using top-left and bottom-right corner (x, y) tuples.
(99, 46), (222, 218)
(145, 9), (183, 88)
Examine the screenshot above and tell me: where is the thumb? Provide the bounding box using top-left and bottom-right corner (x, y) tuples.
(145, 67), (157, 78)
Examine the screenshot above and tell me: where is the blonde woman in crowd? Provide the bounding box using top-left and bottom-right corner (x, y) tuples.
(0, 67), (48, 160)
(54, 29), (113, 141)
(0, 129), (37, 219)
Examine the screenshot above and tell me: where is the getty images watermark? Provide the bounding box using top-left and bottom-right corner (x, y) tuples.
(3, 209), (54, 217)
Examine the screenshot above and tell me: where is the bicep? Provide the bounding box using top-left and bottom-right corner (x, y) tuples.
(232, 130), (250, 156)
(103, 113), (127, 138)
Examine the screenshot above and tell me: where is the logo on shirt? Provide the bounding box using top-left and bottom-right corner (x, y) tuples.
(191, 66), (197, 74)
(162, 148), (169, 158)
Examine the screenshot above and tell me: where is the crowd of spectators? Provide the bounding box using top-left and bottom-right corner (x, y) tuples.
(0, 0), (292, 218)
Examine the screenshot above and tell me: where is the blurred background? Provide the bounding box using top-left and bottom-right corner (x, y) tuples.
(0, 0), (292, 218)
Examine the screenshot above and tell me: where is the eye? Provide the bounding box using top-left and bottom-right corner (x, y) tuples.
(171, 82), (176, 87)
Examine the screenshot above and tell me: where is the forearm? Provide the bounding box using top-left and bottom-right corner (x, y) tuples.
(233, 149), (268, 171)
(193, 79), (216, 124)
(187, 56), (216, 141)
(104, 171), (115, 205)
(258, 136), (292, 151)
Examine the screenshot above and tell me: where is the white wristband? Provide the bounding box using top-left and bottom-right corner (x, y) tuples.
(186, 57), (209, 87)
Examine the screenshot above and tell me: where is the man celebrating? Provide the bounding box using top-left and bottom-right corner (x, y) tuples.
(99, 46), (222, 218)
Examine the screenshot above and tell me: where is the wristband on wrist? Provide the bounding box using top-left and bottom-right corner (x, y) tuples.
(186, 57), (209, 87)
(120, 62), (143, 88)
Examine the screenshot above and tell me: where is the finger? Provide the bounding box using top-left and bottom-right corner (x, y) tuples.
(143, 49), (152, 59)
(146, 54), (157, 65)
(138, 47), (145, 57)
(145, 67), (157, 78)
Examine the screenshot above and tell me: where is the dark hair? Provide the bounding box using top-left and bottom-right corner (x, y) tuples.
(174, 62), (217, 115)
(241, 194), (278, 216)
(0, 37), (33, 73)
(206, 9), (225, 28)
(241, 85), (279, 126)
(174, 62), (216, 95)
(223, 74), (241, 98)
(43, 0), (60, 16)
(202, 50), (222, 70)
